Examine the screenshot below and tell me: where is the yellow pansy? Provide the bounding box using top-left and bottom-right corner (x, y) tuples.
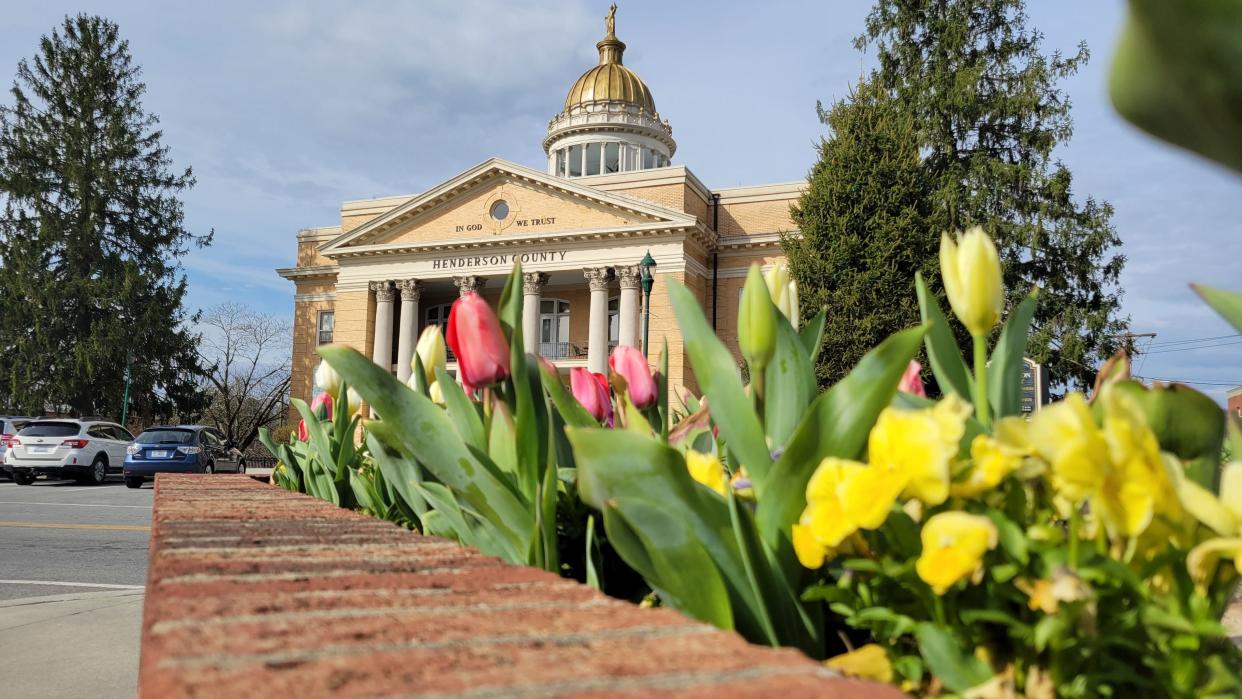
(1187, 537), (1242, 590)
(916, 512), (998, 594)
(1028, 393), (1108, 502)
(685, 450), (727, 496)
(1016, 567), (1091, 615)
(792, 458), (905, 569)
(824, 644), (893, 683)
(869, 394), (970, 506)
(952, 416), (1031, 497)
(1096, 389), (1179, 538)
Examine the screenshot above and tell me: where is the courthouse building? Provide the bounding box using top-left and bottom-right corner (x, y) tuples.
(278, 9), (801, 406)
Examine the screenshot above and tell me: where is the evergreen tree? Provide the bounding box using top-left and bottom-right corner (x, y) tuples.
(854, 0), (1129, 392)
(0, 15), (211, 417)
(787, 79), (938, 386)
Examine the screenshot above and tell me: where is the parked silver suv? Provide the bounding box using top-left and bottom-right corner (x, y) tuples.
(0, 416), (34, 479)
(3, 418), (134, 485)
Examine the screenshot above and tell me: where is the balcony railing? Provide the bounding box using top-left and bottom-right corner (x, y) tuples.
(539, 342), (582, 359)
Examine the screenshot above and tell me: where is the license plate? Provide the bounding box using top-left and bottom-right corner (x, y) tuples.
(29, 445), (52, 454)
(150, 450), (169, 459)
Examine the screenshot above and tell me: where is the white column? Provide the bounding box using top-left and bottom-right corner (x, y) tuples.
(395, 279), (421, 383)
(523, 272), (548, 357)
(454, 275), (485, 298)
(370, 281), (396, 373)
(616, 265), (641, 348)
(584, 267), (613, 374)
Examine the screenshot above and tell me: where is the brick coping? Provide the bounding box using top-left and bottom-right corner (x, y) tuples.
(139, 474), (903, 698)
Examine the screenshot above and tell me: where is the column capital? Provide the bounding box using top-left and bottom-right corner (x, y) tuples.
(454, 275), (486, 297)
(396, 279), (422, 302)
(370, 280), (396, 303)
(615, 265), (641, 290)
(522, 271), (550, 295)
(583, 267), (614, 292)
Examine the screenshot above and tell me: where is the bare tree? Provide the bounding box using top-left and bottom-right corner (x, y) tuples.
(197, 303), (291, 451)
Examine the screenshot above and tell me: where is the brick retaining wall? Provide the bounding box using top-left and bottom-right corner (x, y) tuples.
(140, 475), (903, 698)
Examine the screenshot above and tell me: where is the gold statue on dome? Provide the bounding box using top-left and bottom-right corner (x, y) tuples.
(605, 3), (617, 37)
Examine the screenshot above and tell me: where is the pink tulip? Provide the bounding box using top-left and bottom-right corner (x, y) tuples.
(609, 345), (657, 409)
(311, 392), (334, 421)
(571, 368), (612, 424)
(296, 419), (309, 442)
(446, 292), (511, 394)
(899, 360), (926, 397)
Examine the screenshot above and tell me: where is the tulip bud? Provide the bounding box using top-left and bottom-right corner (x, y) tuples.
(764, 264), (800, 330)
(346, 387), (363, 415)
(570, 367), (613, 424)
(310, 392), (334, 421)
(445, 292), (511, 393)
(940, 227), (1004, 337)
(414, 325), (447, 384)
(738, 264), (776, 373)
(314, 360), (341, 395)
(609, 345), (658, 409)
(296, 419), (309, 442)
(898, 360), (926, 398)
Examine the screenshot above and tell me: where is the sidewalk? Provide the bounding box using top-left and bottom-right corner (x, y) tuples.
(0, 589), (143, 698)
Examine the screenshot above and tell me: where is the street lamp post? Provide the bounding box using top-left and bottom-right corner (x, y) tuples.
(120, 350), (133, 428)
(638, 250), (657, 358)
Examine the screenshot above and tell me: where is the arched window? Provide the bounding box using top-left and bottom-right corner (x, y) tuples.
(540, 299), (572, 359)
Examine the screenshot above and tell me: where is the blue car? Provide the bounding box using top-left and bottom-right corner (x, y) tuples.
(123, 425), (246, 488)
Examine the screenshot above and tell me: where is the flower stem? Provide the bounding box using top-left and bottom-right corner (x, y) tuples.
(1068, 505), (1081, 569)
(972, 333), (990, 429)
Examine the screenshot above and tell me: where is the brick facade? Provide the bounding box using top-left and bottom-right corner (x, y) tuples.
(1228, 386), (1242, 421)
(139, 475), (902, 698)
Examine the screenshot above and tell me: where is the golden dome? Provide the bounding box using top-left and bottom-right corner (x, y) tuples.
(562, 7), (656, 115)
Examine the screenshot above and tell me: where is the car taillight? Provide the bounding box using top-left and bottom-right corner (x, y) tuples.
(1, 434), (13, 447)
(63, 438), (89, 449)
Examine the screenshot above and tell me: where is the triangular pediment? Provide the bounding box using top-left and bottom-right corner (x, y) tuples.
(320, 159), (696, 256)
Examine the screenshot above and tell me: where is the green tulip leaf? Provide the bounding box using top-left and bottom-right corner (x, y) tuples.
(320, 345), (532, 556)
(1193, 284), (1242, 334)
(365, 432), (428, 518)
(665, 277), (773, 485)
(987, 290), (1038, 419)
(916, 622), (995, 693)
(537, 360), (598, 427)
(916, 271), (973, 400)
(435, 367), (485, 450)
(763, 310), (816, 450)
(798, 308), (827, 364)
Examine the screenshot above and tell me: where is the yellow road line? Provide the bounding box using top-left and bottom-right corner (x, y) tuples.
(0, 520), (149, 532)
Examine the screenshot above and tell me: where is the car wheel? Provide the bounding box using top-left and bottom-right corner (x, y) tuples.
(124, 476), (143, 489)
(236, 460), (246, 474)
(88, 456), (108, 485)
(204, 462), (214, 475)
(13, 471), (35, 485)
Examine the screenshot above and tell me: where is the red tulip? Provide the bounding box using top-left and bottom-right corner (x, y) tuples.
(296, 419), (309, 442)
(571, 367), (612, 424)
(609, 345), (657, 409)
(311, 392), (334, 421)
(446, 292), (511, 394)
(899, 360), (926, 398)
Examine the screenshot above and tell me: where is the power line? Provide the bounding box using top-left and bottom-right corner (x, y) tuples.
(1140, 339), (1242, 355)
(1133, 376), (1242, 387)
(1147, 333), (1241, 348)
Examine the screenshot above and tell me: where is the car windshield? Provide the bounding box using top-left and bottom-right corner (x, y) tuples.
(19, 422), (80, 437)
(136, 429), (195, 445)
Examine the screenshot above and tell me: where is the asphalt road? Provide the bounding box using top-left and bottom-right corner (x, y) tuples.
(0, 474), (153, 697)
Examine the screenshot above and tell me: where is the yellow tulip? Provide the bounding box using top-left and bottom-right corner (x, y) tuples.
(415, 325), (447, 383)
(346, 386), (363, 415)
(685, 450), (727, 497)
(737, 264), (776, 373)
(824, 644), (893, 683)
(940, 227), (1004, 337)
(764, 264), (800, 330)
(916, 512), (998, 594)
(951, 417), (1031, 498)
(868, 394), (971, 506)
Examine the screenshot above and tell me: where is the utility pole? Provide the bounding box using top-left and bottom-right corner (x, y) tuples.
(120, 350), (133, 427)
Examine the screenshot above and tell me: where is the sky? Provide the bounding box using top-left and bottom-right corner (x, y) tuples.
(1, 1), (1239, 401)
